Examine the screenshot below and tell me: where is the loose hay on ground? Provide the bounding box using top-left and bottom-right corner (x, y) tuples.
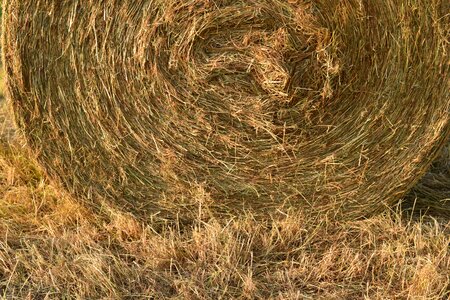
(2, 1), (449, 220)
(0, 144), (449, 299)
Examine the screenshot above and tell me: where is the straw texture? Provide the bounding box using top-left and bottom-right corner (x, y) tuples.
(2, 0), (449, 219)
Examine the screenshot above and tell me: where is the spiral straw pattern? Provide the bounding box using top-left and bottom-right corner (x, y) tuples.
(3, 0), (449, 218)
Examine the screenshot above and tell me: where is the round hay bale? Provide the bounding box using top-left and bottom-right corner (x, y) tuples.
(2, 0), (449, 219)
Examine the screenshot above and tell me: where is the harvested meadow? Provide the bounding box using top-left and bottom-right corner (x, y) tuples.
(0, 131), (449, 299)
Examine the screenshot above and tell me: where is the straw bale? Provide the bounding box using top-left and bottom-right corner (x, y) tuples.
(2, 0), (449, 219)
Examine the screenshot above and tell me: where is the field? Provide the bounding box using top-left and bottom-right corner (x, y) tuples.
(0, 71), (448, 299)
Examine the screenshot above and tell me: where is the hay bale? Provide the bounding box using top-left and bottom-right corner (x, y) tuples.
(2, 0), (449, 219)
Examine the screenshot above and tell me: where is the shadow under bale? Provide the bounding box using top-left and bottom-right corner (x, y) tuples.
(2, 0), (449, 221)
(405, 143), (450, 218)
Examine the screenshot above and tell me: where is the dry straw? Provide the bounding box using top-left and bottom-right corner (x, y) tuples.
(2, 0), (449, 220)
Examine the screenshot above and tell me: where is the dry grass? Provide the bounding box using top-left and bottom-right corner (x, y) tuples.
(0, 138), (449, 299)
(3, 0), (449, 220)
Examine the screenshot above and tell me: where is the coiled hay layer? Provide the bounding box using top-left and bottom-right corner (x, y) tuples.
(3, 0), (449, 218)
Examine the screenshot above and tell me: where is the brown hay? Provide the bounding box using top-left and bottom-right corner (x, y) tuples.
(2, 0), (449, 220)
